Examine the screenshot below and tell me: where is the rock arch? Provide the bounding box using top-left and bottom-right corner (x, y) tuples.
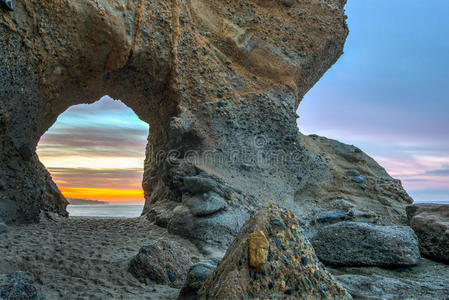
(0, 0), (411, 252)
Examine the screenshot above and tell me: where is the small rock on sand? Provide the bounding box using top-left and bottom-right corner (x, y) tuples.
(0, 271), (44, 300)
(129, 240), (192, 288)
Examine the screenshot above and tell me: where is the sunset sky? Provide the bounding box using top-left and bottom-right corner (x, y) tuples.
(37, 0), (449, 204)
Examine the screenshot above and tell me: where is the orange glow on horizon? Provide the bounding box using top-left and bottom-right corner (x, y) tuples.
(60, 187), (144, 202)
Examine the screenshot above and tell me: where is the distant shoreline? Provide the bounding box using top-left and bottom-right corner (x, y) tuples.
(67, 198), (108, 205)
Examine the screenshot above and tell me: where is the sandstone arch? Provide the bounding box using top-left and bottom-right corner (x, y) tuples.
(0, 0), (412, 253)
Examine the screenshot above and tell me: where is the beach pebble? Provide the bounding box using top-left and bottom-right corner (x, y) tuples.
(351, 175), (367, 183)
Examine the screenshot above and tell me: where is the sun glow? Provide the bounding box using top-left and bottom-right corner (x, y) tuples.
(60, 187), (144, 202)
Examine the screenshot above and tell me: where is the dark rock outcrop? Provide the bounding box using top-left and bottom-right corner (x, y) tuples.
(0, 271), (44, 300)
(199, 205), (351, 299)
(406, 203), (449, 264)
(311, 222), (420, 267)
(0, 0), (14, 11)
(128, 240), (192, 288)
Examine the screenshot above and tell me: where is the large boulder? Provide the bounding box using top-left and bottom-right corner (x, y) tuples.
(199, 205), (351, 299)
(406, 203), (449, 264)
(311, 222), (420, 267)
(0, 271), (44, 300)
(128, 240), (192, 288)
(330, 259), (449, 300)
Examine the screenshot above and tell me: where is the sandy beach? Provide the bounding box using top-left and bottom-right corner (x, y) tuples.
(0, 217), (204, 299)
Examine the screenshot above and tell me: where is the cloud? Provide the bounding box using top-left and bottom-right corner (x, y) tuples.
(425, 168), (449, 176)
(49, 167), (144, 189)
(39, 126), (148, 150)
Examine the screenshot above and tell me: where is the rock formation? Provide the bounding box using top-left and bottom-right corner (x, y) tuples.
(1, 0), (412, 252)
(407, 203), (449, 264)
(199, 205), (351, 299)
(311, 222), (420, 267)
(128, 240), (192, 288)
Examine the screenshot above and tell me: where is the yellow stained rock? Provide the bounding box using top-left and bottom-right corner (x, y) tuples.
(248, 230), (269, 270)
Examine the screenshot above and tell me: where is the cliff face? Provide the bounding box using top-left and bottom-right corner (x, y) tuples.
(0, 0), (411, 251)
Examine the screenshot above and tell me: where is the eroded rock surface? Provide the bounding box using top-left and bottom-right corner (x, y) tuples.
(178, 261), (217, 300)
(330, 259), (449, 300)
(0, 0), (412, 253)
(0, 271), (44, 300)
(311, 222), (420, 267)
(199, 205), (351, 299)
(128, 240), (192, 288)
(407, 203), (449, 264)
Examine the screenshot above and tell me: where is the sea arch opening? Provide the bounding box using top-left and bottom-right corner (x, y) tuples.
(37, 96), (149, 217)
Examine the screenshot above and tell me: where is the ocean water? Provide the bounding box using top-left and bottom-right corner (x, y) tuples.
(67, 205), (144, 218)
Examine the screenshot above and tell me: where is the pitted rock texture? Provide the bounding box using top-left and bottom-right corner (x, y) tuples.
(406, 203), (449, 264)
(330, 259), (449, 300)
(128, 240), (192, 288)
(1, 0), (411, 251)
(0, 271), (44, 300)
(199, 205), (351, 299)
(311, 222), (420, 267)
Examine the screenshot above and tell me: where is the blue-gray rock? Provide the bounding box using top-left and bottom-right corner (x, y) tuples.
(178, 261), (216, 300)
(168, 206), (249, 257)
(351, 175), (366, 183)
(0, 271), (44, 300)
(184, 192), (227, 217)
(182, 176), (222, 195)
(311, 222), (420, 267)
(0, 0), (15, 11)
(316, 209), (352, 223)
(333, 259), (449, 300)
